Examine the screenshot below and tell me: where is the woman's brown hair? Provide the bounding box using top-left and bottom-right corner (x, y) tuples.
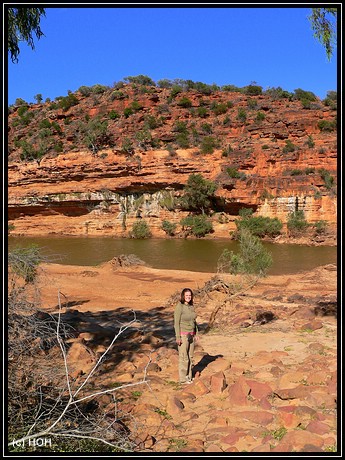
(180, 288), (193, 305)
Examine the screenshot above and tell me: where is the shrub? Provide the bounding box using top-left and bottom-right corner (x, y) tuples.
(282, 140), (296, 153)
(293, 88), (317, 102)
(169, 86), (183, 99)
(318, 168), (335, 189)
(287, 210), (309, 235)
(221, 84), (242, 93)
(264, 86), (292, 100)
(290, 169), (304, 176)
(108, 110), (120, 120)
(78, 85), (92, 96)
(123, 107), (134, 118)
(124, 75), (155, 86)
(244, 84), (263, 96)
(306, 135), (315, 148)
(161, 220), (177, 236)
(177, 97), (192, 108)
(247, 98), (258, 109)
(201, 123), (213, 134)
(144, 114), (160, 129)
(237, 108), (247, 122)
(175, 133), (190, 149)
(180, 214), (213, 237)
(91, 84), (108, 94)
(256, 111), (265, 122)
(218, 228), (272, 276)
(173, 120), (188, 133)
(200, 136), (218, 154)
(235, 213), (283, 238)
(181, 173), (217, 213)
(58, 93), (79, 111)
(211, 103), (228, 115)
(39, 118), (51, 129)
(196, 106), (208, 118)
(34, 93), (43, 103)
(130, 220), (152, 239)
(226, 167), (242, 179)
(110, 90), (127, 100)
(313, 220), (327, 235)
(323, 90), (337, 109)
(318, 119), (336, 131)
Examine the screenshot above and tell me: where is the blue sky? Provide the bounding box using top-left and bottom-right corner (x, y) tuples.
(6, 5), (338, 105)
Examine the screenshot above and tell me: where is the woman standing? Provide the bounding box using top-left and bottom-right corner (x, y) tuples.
(174, 288), (198, 384)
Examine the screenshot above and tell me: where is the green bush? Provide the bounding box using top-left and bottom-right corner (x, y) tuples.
(211, 103), (228, 115)
(287, 210), (309, 235)
(173, 120), (188, 133)
(91, 84), (108, 94)
(200, 136), (218, 154)
(235, 213), (283, 238)
(58, 93), (79, 111)
(221, 84), (242, 93)
(293, 88), (317, 102)
(201, 123), (213, 134)
(123, 107), (134, 118)
(175, 133), (190, 149)
(323, 90), (337, 109)
(256, 111), (265, 122)
(161, 220), (177, 236)
(108, 110), (120, 120)
(177, 97), (192, 108)
(306, 135), (315, 148)
(180, 215), (213, 237)
(181, 173), (217, 213)
(124, 74), (155, 86)
(318, 168), (335, 189)
(196, 106), (208, 118)
(78, 85), (92, 96)
(226, 167), (242, 179)
(282, 140), (296, 153)
(318, 119), (336, 132)
(218, 228), (272, 276)
(237, 108), (247, 122)
(247, 98), (258, 109)
(244, 84), (263, 96)
(313, 220), (327, 235)
(264, 86), (292, 100)
(130, 220), (152, 239)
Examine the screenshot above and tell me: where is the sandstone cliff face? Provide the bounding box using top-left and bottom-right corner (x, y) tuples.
(7, 82), (337, 238)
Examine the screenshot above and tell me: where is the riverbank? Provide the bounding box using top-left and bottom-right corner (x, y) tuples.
(33, 260), (337, 453)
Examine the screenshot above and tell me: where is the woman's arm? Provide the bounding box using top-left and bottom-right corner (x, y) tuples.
(174, 303), (182, 344)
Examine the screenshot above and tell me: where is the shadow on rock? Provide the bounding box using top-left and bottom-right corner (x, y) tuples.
(193, 353), (223, 375)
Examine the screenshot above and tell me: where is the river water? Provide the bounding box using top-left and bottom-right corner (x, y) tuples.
(7, 236), (337, 275)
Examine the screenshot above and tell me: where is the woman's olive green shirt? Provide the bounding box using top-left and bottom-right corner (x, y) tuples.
(174, 302), (198, 340)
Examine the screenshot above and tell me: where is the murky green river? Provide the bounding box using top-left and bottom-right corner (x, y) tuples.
(8, 236), (337, 275)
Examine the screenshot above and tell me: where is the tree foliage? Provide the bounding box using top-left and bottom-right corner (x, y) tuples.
(218, 228), (272, 277)
(8, 7), (46, 63)
(181, 173), (217, 214)
(308, 8), (337, 61)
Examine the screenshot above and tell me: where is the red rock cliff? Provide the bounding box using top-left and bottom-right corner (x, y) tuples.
(7, 82), (337, 239)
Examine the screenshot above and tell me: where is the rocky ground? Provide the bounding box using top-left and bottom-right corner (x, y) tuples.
(32, 260), (338, 453)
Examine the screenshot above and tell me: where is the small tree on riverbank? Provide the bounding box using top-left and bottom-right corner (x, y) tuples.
(204, 228), (272, 332)
(180, 173), (217, 214)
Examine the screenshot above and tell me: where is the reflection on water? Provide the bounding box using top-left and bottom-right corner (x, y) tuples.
(8, 236), (337, 276)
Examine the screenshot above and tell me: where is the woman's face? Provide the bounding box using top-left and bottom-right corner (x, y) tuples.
(184, 291), (192, 302)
